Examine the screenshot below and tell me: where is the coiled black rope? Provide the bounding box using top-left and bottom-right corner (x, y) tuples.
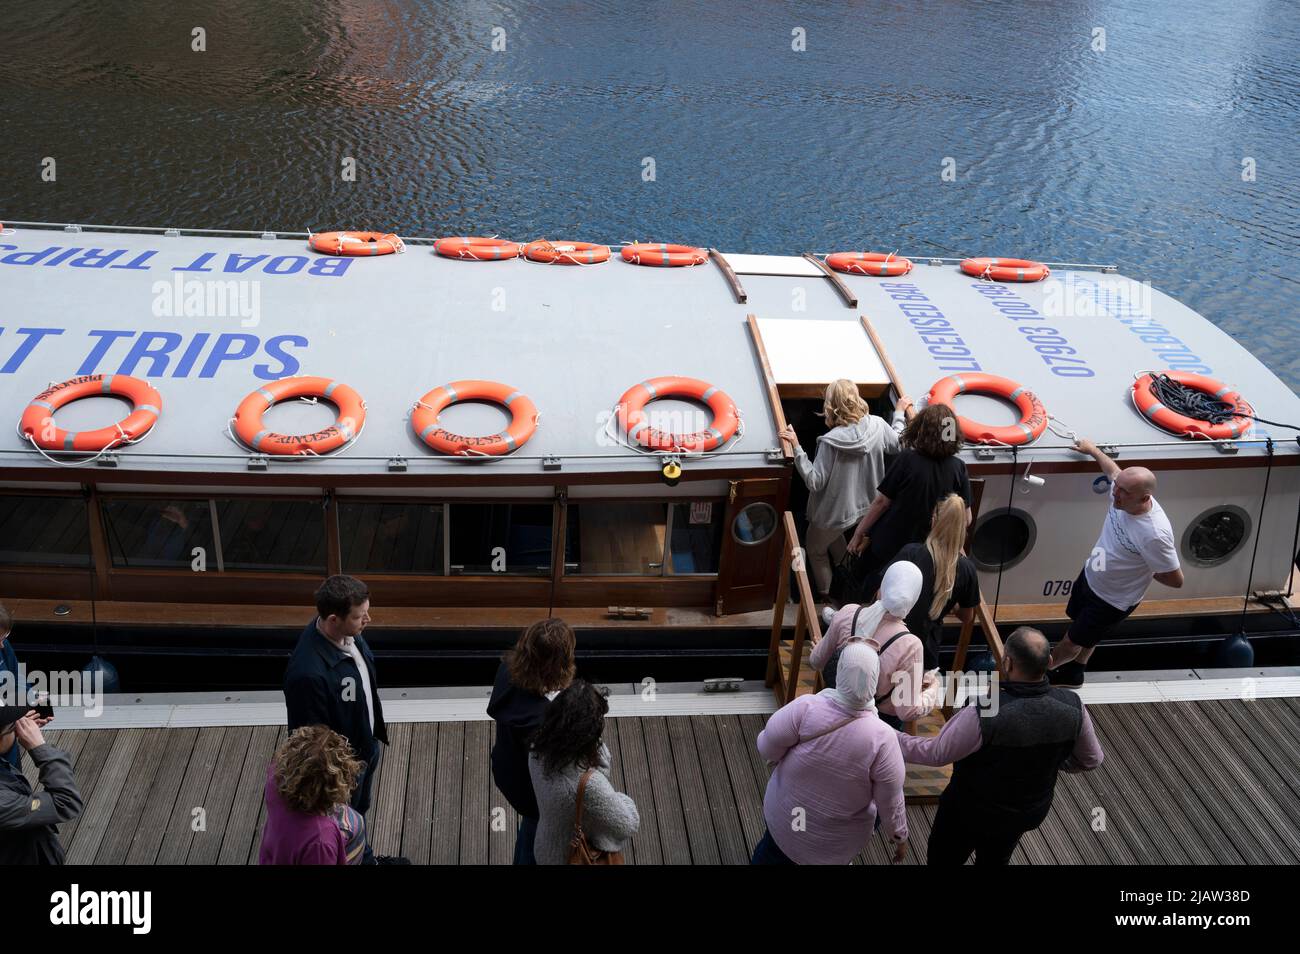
(1148, 373), (1300, 431)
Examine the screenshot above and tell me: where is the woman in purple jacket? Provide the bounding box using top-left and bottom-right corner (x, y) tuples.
(752, 641), (909, 865)
(260, 725), (367, 865)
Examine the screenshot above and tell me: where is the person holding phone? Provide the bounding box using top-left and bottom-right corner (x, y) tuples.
(0, 706), (83, 865)
(0, 604), (51, 769)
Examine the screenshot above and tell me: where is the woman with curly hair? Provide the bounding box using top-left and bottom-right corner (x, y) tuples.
(528, 680), (639, 865)
(779, 379), (910, 603)
(848, 402), (972, 601)
(487, 618), (577, 864)
(259, 725), (366, 865)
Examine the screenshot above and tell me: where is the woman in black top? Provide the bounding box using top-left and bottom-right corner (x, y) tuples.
(886, 493), (981, 670)
(486, 618), (576, 864)
(848, 403), (972, 600)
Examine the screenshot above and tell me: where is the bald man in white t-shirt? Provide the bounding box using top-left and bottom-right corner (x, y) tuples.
(1047, 439), (1184, 687)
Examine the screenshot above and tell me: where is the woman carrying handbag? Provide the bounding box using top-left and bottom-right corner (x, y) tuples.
(528, 680), (640, 865)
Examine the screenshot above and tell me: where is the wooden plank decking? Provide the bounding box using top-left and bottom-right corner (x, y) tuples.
(26, 698), (1300, 864)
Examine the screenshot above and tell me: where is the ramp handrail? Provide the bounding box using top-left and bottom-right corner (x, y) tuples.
(766, 511), (823, 704)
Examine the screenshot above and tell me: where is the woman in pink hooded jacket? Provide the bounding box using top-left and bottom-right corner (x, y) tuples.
(752, 640), (908, 865)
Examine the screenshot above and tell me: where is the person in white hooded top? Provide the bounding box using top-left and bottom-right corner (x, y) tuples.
(781, 379), (910, 602)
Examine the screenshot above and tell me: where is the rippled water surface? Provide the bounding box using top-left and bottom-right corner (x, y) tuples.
(1, 0), (1297, 386)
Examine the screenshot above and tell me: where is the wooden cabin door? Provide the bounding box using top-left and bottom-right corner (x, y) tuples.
(715, 477), (784, 615)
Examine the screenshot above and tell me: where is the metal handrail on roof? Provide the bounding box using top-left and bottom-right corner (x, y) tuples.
(4, 220), (1120, 269)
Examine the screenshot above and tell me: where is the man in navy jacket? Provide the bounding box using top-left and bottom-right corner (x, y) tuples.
(284, 575), (404, 864)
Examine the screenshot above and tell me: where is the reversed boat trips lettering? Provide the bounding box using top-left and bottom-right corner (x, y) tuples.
(0, 244), (354, 276)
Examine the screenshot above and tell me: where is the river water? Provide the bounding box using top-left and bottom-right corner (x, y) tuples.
(2, 0), (1297, 388)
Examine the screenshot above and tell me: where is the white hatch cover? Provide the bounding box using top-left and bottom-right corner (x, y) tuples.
(755, 318), (892, 398)
(722, 253), (825, 277)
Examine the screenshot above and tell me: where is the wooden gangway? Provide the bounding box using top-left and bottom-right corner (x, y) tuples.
(24, 692), (1300, 865)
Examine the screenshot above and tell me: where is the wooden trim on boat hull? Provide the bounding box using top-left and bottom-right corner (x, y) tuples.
(2, 598), (773, 631)
(988, 593), (1294, 625)
(0, 465), (786, 489)
(0, 569), (719, 609)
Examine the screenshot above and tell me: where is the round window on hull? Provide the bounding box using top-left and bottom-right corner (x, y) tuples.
(732, 502), (778, 545)
(1182, 505), (1251, 568)
(970, 508), (1036, 572)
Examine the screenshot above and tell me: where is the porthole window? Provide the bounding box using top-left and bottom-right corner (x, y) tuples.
(1181, 505), (1251, 568)
(970, 508), (1036, 571)
(732, 502), (778, 545)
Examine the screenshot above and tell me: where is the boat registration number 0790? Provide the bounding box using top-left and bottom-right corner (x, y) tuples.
(1042, 579), (1074, 597)
(1016, 326), (1094, 378)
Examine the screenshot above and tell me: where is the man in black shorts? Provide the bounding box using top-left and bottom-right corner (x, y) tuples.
(1048, 438), (1183, 687)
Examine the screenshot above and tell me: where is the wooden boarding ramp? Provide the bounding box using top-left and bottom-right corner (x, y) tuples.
(29, 689), (1300, 865)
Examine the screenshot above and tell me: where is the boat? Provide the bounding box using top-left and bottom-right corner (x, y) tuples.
(0, 221), (1296, 688)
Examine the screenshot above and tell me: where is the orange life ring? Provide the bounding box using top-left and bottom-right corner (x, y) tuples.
(616, 377), (739, 452)
(1131, 371), (1254, 440)
(308, 232), (404, 256)
(620, 243), (708, 267)
(960, 257), (1050, 282)
(232, 376), (366, 455)
(20, 374), (162, 452)
(411, 381), (538, 456)
(825, 252), (913, 277)
(522, 240), (611, 265)
(433, 236), (522, 261)
(927, 373), (1048, 446)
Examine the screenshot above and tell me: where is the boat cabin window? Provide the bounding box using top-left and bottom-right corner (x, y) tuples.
(340, 502), (445, 575)
(216, 498), (327, 574)
(733, 502), (779, 545)
(668, 501), (725, 574)
(1182, 505), (1251, 568)
(102, 498), (215, 570)
(566, 503), (668, 575)
(449, 503), (552, 576)
(970, 507), (1037, 572)
(0, 494), (92, 568)
(565, 500), (725, 576)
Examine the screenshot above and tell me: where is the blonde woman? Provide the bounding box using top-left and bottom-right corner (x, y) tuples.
(885, 493), (981, 671)
(780, 380), (910, 602)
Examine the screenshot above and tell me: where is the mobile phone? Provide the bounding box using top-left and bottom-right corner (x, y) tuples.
(34, 703), (54, 719)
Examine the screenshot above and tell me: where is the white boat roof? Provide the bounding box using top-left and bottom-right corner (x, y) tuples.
(1, 222), (1295, 478)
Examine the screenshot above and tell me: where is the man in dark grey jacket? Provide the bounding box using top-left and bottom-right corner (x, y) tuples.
(897, 627), (1104, 865)
(0, 706), (83, 865)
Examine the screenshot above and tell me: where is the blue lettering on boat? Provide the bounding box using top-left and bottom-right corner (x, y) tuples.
(880, 282), (982, 371)
(0, 245), (353, 277)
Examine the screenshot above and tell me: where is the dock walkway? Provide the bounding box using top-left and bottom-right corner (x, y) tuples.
(26, 684), (1300, 865)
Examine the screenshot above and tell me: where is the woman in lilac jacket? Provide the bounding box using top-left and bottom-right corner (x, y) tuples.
(752, 641), (909, 864)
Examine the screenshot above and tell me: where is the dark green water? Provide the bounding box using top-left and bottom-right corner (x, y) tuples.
(2, 0), (1297, 388)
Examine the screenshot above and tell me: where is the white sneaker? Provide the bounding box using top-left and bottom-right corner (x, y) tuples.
(821, 606), (836, 627)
